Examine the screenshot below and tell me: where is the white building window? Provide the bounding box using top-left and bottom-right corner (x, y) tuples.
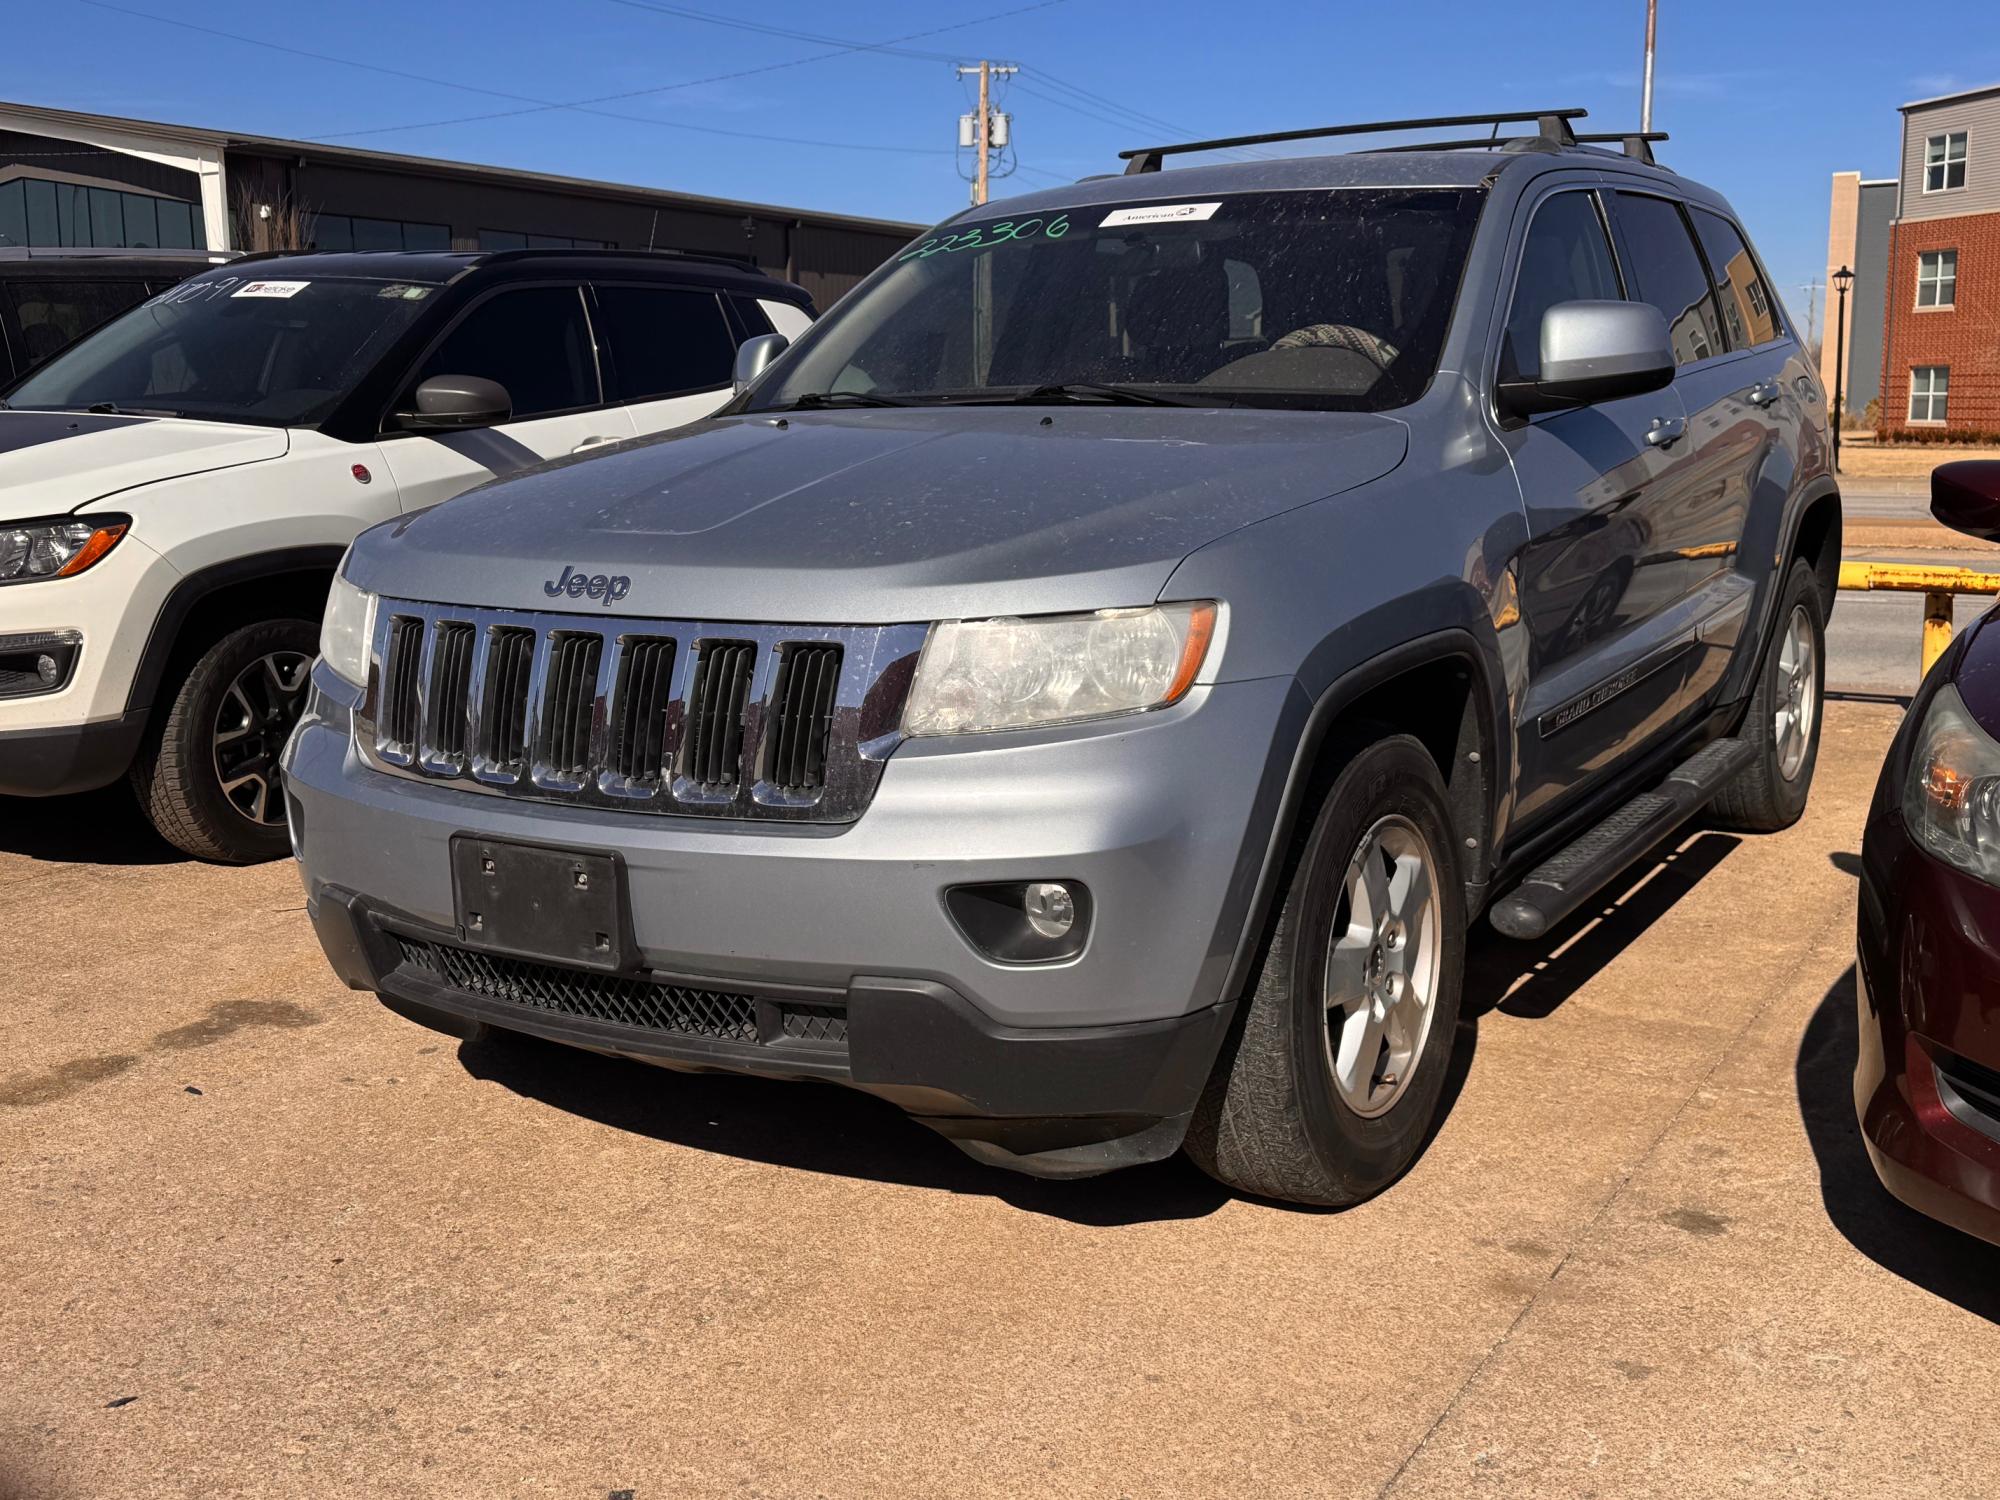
(1910, 366), (1950, 424)
(1925, 131), (1968, 193)
(1918, 250), (1958, 307)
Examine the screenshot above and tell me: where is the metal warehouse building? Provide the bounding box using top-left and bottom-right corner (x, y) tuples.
(0, 99), (921, 308)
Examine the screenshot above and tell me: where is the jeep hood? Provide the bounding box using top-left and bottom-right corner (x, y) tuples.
(348, 406), (1406, 623)
(0, 410), (289, 513)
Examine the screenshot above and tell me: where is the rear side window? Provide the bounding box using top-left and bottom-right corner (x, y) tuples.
(1689, 208), (1783, 349)
(1611, 193), (1728, 365)
(408, 285), (598, 418)
(595, 285), (737, 401)
(1503, 192), (1623, 377)
(3, 278), (153, 371)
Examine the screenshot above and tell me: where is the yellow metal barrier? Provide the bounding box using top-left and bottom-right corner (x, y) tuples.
(1838, 561), (2000, 680)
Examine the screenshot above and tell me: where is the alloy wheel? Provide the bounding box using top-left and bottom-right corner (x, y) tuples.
(1774, 603), (1817, 782)
(1323, 813), (1443, 1118)
(211, 651), (312, 825)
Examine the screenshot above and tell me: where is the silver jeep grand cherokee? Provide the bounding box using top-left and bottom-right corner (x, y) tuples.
(285, 111), (1838, 1205)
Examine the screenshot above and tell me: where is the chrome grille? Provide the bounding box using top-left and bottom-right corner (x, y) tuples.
(356, 599), (926, 823)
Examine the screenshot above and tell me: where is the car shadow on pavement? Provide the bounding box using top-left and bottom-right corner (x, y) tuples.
(0, 786), (182, 866)
(457, 1034), (1232, 1226)
(1797, 967), (2000, 1323)
(1462, 830), (1743, 1020)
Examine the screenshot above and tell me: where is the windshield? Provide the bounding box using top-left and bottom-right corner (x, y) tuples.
(3, 273), (437, 427)
(751, 189), (1483, 414)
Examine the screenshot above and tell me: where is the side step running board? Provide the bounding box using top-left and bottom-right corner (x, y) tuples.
(1488, 737), (1755, 941)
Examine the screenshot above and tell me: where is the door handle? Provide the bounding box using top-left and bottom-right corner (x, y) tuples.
(1644, 416), (1686, 449)
(1746, 380), (1783, 409)
(571, 434), (620, 454)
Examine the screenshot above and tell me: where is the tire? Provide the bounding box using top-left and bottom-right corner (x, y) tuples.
(131, 618), (318, 864)
(1711, 558), (1825, 833)
(1185, 732), (1467, 1206)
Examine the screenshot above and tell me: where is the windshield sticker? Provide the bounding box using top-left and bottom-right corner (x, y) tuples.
(376, 284), (431, 300)
(898, 214), (1070, 262)
(231, 280), (311, 299)
(1100, 202), (1222, 228)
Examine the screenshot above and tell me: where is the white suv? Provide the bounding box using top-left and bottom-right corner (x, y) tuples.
(0, 247), (814, 861)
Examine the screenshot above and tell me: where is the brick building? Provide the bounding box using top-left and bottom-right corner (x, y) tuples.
(1879, 83), (2000, 438)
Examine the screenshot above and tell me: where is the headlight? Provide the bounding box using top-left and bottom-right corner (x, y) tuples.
(318, 567), (378, 690)
(1906, 682), (2000, 886)
(0, 514), (128, 585)
(903, 602), (1217, 737)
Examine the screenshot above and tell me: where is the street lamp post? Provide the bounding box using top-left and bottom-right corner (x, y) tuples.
(1832, 264), (1854, 474)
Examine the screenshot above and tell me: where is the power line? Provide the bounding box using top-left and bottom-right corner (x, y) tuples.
(602, 0), (965, 64)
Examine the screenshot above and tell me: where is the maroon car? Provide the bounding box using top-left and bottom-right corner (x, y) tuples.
(1857, 460), (2000, 1243)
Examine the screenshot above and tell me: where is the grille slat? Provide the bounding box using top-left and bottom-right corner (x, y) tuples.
(683, 640), (755, 788)
(481, 626), (536, 774)
(763, 643), (842, 791)
(610, 637), (677, 782)
(423, 622), (476, 766)
(538, 631), (603, 780)
(379, 615), (425, 756)
(394, 935), (781, 1044)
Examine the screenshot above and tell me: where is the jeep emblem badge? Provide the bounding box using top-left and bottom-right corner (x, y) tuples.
(543, 565), (631, 605)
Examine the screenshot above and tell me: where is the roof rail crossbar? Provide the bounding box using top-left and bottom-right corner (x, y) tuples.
(1572, 131), (1669, 165)
(1118, 108), (1587, 173)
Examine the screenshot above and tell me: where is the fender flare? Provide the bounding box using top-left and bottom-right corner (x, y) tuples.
(126, 544), (346, 717)
(1217, 625), (1507, 1005)
(1722, 474), (1841, 709)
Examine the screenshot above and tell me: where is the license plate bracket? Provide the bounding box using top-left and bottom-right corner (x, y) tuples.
(449, 835), (631, 971)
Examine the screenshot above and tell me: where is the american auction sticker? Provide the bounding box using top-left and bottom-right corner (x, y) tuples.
(1099, 202), (1222, 227)
(231, 280), (310, 299)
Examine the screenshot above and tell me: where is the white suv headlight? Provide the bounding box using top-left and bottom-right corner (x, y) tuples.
(319, 567), (378, 690)
(0, 513), (129, 584)
(1906, 682), (2000, 887)
(903, 602), (1217, 737)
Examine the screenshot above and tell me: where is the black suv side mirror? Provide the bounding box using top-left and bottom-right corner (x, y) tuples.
(1498, 301), (1675, 417)
(392, 374), (512, 432)
(1933, 461), (2000, 543)
(732, 332), (790, 395)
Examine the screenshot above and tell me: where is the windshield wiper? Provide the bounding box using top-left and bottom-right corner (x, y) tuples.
(84, 401), (184, 418)
(766, 390), (916, 411)
(973, 382), (1202, 408)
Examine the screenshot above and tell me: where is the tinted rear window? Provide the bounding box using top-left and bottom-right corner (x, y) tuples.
(1612, 193), (1727, 365)
(595, 285), (737, 401)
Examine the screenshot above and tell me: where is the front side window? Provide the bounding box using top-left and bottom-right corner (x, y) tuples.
(4, 272), (436, 426)
(1911, 365), (1950, 423)
(750, 189), (1486, 414)
(1691, 207), (1783, 349)
(1918, 250), (1958, 308)
(1612, 193), (1728, 365)
(594, 285), (736, 401)
(1926, 132), (1969, 193)
(1503, 190), (1623, 379)
(3, 279), (154, 370)
(404, 285), (597, 420)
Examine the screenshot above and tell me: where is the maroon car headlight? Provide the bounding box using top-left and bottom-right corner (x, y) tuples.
(1906, 683), (2000, 886)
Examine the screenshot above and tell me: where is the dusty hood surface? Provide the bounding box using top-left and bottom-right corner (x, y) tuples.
(0, 410), (289, 513)
(349, 406), (1406, 623)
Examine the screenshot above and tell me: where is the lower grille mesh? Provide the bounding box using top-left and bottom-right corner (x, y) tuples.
(395, 936), (759, 1040)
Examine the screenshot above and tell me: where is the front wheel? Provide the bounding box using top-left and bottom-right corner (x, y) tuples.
(1711, 557), (1825, 833)
(131, 619), (318, 863)
(1185, 733), (1466, 1206)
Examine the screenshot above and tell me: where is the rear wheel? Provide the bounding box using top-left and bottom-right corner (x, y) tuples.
(1711, 557), (1824, 832)
(1185, 733), (1466, 1206)
(131, 619), (317, 863)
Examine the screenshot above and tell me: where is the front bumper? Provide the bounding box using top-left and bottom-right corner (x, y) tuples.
(287, 671), (1304, 1175)
(1855, 778), (2000, 1245)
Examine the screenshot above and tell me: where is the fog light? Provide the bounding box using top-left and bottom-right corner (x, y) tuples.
(1024, 881), (1076, 939)
(36, 653), (59, 684)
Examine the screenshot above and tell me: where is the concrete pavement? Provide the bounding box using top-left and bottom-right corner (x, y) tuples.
(3, 700), (1994, 1499)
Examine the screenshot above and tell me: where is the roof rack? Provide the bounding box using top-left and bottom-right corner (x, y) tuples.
(1572, 131), (1669, 165)
(1367, 127), (1670, 165)
(1118, 109), (1588, 174)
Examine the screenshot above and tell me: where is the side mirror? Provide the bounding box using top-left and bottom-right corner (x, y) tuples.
(392, 374), (511, 432)
(732, 332), (790, 394)
(1498, 301), (1675, 417)
(1932, 461), (2000, 543)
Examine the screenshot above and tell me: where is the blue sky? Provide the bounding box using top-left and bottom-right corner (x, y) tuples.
(8, 0), (1998, 339)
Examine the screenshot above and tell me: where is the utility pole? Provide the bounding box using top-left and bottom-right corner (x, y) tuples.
(956, 61), (1017, 206)
(1641, 0), (1659, 133)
